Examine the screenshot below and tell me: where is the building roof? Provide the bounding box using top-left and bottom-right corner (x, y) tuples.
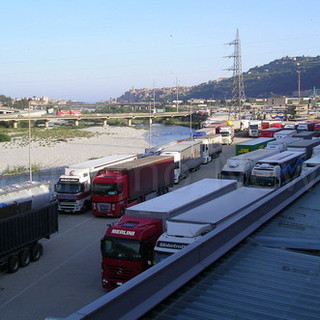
(142, 182), (320, 320)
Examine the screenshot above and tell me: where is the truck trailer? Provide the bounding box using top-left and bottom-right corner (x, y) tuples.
(219, 148), (280, 186)
(0, 181), (58, 273)
(100, 179), (237, 289)
(235, 137), (275, 155)
(193, 134), (222, 163)
(286, 139), (320, 159)
(91, 156), (174, 217)
(259, 127), (284, 138)
(160, 140), (203, 183)
(154, 186), (272, 262)
(273, 129), (296, 140)
(265, 137), (302, 152)
(55, 154), (136, 213)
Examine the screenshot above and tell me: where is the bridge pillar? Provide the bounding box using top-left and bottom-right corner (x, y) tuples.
(74, 120), (79, 126)
(12, 121), (18, 129)
(128, 119), (132, 126)
(45, 120), (50, 129)
(103, 119), (108, 127)
(149, 118), (153, 125)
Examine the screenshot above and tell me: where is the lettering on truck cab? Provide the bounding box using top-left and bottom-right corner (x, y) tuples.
(111, 229), (135, 236)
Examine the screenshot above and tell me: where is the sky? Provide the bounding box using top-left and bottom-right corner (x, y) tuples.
(0, 0), (319, 102)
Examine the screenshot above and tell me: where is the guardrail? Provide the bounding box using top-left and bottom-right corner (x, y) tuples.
(62, 167), (320, 320)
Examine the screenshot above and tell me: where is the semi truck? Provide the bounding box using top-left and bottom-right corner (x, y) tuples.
(100, 179), (237, 289)
(0, 181), (58, 273)
(154, 186), (272, 262)
(193, 134), (222, 163)
(286, 139), (320, 159)
(160, 140), (203, 183)
(55, 155), (136, 213)
(235, 137), (275, 155)
(219, 125), (234, 145)
(250, 151), (306, 188)
(219, 148), (280, 186)
(91, 156), (174, 217)
(265, 137), (302, 152)
(248, 121), (261, 137)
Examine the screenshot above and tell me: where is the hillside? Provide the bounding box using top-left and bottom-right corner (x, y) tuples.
(117, 56), (320, 102)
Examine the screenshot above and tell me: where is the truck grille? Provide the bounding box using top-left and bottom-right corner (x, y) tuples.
(97, 203), (111, 212)
(108, 265), (135, 281)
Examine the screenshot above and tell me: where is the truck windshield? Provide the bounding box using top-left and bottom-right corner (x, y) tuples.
(251, 175), (277, 188)
(154, 251), (173, 264)
(92, 183), (122, 196)
(220, 132), (230, 137)
(220, 171), (244, 184)
(55, 182), (81, 194)
(101, 237), (141, 261)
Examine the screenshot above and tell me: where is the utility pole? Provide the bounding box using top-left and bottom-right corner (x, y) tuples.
(225, 29), (245, 120)
(176, 78), (179, 112)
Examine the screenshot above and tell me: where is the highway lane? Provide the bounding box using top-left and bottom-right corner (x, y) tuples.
(0, 143), (237, 320)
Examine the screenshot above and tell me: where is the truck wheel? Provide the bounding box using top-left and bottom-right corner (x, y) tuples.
(20, 249), (31, 267)
(8, 255), (19, 273)
(31, 243), (42, 262)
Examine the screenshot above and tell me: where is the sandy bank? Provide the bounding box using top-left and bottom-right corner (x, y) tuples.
(0, 126), (149, 172)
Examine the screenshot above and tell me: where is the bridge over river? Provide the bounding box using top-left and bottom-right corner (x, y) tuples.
(0, 111), (191, 128)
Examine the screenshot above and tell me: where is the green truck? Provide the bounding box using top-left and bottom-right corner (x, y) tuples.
(235, 137), (275, 155)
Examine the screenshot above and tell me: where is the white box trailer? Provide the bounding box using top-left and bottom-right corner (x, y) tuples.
(219, 148), (280, 186)
(193, 134), (222, 163)
(154, 186), (272, 262)
(160, 140), (203, 183)
(265, 137), (302, 151)
(125, 179), (237, 224)
(55, 154), (136, 213)
(273, 129), (297, 140)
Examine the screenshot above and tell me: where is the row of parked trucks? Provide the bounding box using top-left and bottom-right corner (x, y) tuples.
(100, 133), (320, 289)
(55, 129), (223, 215)
(247, 120), (320, 138)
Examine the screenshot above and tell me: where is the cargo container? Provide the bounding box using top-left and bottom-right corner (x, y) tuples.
(235, 137), (275, 155)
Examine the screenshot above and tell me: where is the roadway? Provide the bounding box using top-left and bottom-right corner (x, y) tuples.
(0, 143), (236, 320)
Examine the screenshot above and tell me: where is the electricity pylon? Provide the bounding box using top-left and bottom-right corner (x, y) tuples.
(225, 29), (245, 120)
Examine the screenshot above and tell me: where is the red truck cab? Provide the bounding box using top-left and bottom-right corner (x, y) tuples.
(101, 215), (163, 290)
(92, 172), (131, 217)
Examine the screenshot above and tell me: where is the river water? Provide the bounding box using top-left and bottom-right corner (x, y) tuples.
(0, 124), (194, 188)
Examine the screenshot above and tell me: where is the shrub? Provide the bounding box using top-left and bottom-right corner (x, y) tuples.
(0, 133), (11, 142)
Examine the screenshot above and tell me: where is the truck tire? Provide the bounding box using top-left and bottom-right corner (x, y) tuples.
(19, 249), (31, 267)
(30, 243), (42, 262)
(8, 255), (19, 273)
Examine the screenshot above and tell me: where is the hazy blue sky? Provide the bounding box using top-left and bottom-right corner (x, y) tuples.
(0, 0), (319, 102)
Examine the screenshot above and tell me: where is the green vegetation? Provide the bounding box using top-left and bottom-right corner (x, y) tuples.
(2, 164), (41, 175)
(0, 132), (11, 142)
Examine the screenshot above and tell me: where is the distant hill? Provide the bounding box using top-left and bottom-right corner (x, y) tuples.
(117, 56), (320, 102)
